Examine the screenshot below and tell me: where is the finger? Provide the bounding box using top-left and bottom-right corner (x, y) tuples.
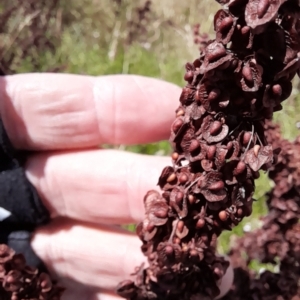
(32, 219), (233, 300)
(25, 149), (170, 224)
(0, 74), (180, 150)
(31, 219), (145, 292)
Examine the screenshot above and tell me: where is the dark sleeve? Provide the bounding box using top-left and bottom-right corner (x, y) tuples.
(0, 119), (50, 227)
(0, 119), (50, 268)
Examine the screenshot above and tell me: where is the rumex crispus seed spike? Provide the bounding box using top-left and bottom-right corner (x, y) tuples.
(117, 0), (300, 299)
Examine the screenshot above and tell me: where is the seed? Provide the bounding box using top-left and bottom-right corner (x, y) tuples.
(208, 180), (225, 191)
(230, 59), (238, 69)
(175, 192), (184, 204)
(243, 131), (252, 145)
(196, 219), (205, 229)
(241, 26), (250, 35)
(219, 17), (233, 33)
(179, 173), (188, 184)
(172, 118), (183, 133)
(177, 220), (184, 233)
(154, 208), (168, 218)
(184, 70), (194, 82)
(208, 88), (220, 101)
(189, 139), (200, 152)
(165, 245), (174, 255)
(253, 144), (261, 156)
(237, 208), (243, 216)
(219, 210), (228, 221)
(234, 161), (246, 175)
(172, 152), (179, 160)
(227, 141), (233, 150)
(272, 84), (282, 97)
(166, 173), (176, 183)
(207, 145), (216, 160)
(174, 237), (181, 244)
(146, 222), (155, 232)
(242, 66), (253, 83)
(210, 121), (222, 135)
(149, 253), (156, 260)
(182, 244), (189, 252)
(176, 109), (185, 117)
(188, 194), (196, 204)
(257, 0), (269, 19)
(207, 47), (226, 62)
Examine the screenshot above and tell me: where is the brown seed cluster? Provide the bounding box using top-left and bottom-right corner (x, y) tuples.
(0, 244), (64, 300)
(117, 0), (300, 299)
(223, 121), (300, 299)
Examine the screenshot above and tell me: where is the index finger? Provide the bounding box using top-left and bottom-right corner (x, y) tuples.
(0, 74), (180, 150)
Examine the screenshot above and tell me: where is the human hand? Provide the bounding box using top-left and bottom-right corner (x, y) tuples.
(0, 73), (232, 300)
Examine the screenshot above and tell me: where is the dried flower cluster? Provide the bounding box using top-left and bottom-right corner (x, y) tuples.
(222, 121), (300, 299)
(0, 244), (64, 300)
(117, 0), (300, 299)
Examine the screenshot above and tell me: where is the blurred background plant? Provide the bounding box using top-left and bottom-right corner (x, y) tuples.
(1, 0), (299, 269)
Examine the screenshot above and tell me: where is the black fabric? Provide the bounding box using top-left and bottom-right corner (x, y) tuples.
(0, 119), (50, 227)
(0, 168), (50, 226)
(0, 119), (18, 170)
(0, 119), (50, 269)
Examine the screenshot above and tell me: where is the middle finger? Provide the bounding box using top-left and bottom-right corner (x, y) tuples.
(25, 149), (170, 224)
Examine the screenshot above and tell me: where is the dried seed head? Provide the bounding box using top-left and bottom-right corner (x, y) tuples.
(117, 0), (299, 297)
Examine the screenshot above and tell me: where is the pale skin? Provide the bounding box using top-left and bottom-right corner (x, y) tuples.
(0, 73), (233, 300)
